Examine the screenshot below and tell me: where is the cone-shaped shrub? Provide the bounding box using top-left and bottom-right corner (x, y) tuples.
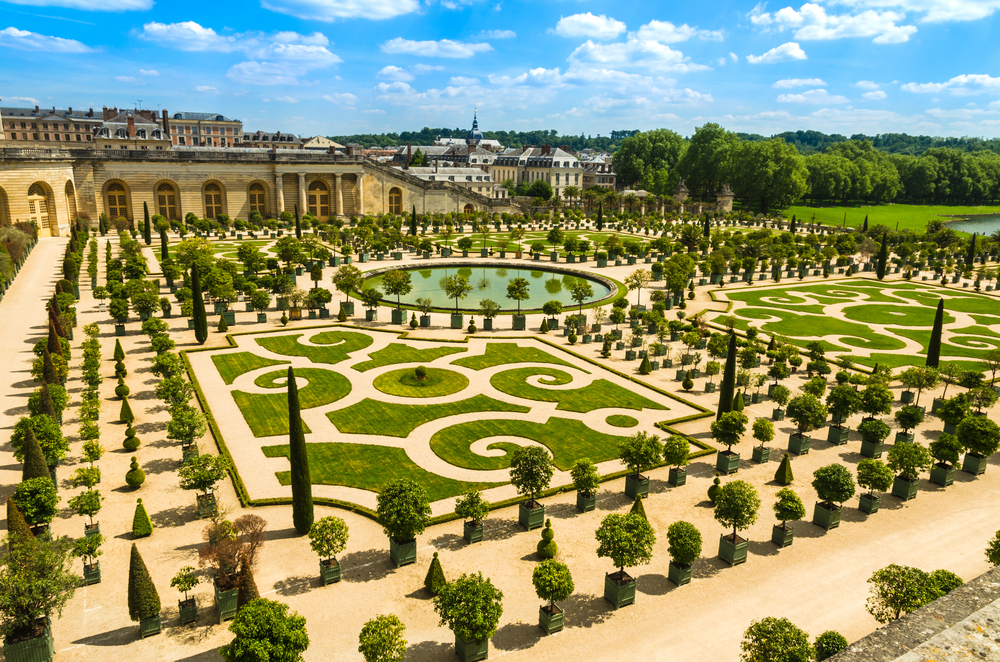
(192, 263), (208, 345)
(876, 234), (888, 280)
(218, 314), (228, 333)
(539, 318), (549, 333)
(537, 518), (557, 558)
(717, 334), (737, 420)
(38, 382), (58, 420)
(629, 495), (648, 521)
(638, 355), (651, 375)
(126, 456), (146, 489)
(114, 338), (125, 362)
(288, 367), (314, 534)
(733, 390), (745, 412)
(21, 429), (50, 482)
(128, 543), (160, 621)
(42, 348), (58, 385)
(132, 497), (153, 537)
(143, 201), (152, 246)
(775, 453), (794, 485)
(47, 321), (62, 357)
(927, 300), (944, 368)
(6, 497), (36, 552)
(120, 397), (134, 424)
(337, 307), (347, 322)
(424, 551), (447, 595)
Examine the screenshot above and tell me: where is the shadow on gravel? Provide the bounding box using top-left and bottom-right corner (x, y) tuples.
(71, 624), (136, 647)
(635, 572), (673, 596)
(339, 548), (394, 583)
(406, 639), (454, 662)
(150, 503), (197, 528)
(560, 592), (614, 629)
(272, 574), (316, 597)
(492, 621), (541, 651)
(143, 457), (179, 475)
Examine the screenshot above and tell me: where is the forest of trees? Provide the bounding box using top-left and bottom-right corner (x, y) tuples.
(329, 127), (629, 152)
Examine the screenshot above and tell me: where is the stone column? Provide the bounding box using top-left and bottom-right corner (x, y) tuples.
(275, 172), (285, 213)
(334, 173), (343, 216)
(357, 173), (364, 215)
(297, 172), (307, 216)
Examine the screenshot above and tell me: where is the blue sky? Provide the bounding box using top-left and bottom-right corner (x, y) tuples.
(2, 0), (1000, 139)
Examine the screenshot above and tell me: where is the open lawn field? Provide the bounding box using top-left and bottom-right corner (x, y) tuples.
(783, 203), (1000, 233)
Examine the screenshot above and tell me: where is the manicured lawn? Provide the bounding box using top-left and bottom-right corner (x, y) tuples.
(490, 366), (667, 413)
(451, 342), (579, 371)
(784, 203), (1000, 233)
(328, 394), (530, 438)
(429, 417), (632, 471)
(211, 351), (289, 385)
(606, 414), (639, 428)
(353, 343), (466, 372)
(373, 367), (470, 398)
(256, 330), (373, 365)
(233, 368), (352, 437)
(262, 442), (502, 500)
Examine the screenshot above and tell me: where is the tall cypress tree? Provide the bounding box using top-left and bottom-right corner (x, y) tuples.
(42, 347), (58, 385)
(862, 215), (868, 233)
(143, 201), (152, 245)
(6, 497), (36, 551)
(288, 367), (313, 534)
(159, 226), (169, 262)
(876, 233), (888, 280)
(22, 429), (50, 482)
(127, 544), (161, 622)
(47, 320), (62, 357)
(966, 233), (977, 268)
(411, 205), (418, 236)
(927, 299), (944, 368)
(717, 333), (737, 420)
(294, 205), (302, 239)
(596, 202), (603, 231)
(789, 216), (796, 233)
(703, 216), (710, 238)
(192, 263), (208, 345)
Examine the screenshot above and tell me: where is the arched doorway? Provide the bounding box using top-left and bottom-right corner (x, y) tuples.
(107, 182), (129, 220)
(308, 180), (330, 219)
(65, 181), (77, 221)
(204, 182), (224, 219)
(388, 187), (402, 215)
(156, 182), (178, 220)
(248, 182), (266, 217)
(464, 204), (475, 215)
(27, 183), (53, 235)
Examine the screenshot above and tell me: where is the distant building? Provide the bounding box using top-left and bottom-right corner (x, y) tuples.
(0, 104), (101, 145)
(164, 111), (242, 147)
(490, 145), (581, 200)
(92, 110), (170, 151)
(241, 131), (303, 150)
(390, 112), (503, 169)
(406, 166), (500, 197)
(582, 160), (616, 190)
(301, 135), (345, 151)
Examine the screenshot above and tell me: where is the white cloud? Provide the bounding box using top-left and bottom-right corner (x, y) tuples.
(480, 29), (515, 39)
(863, 90), (887, 99)
(990, 100), (1000, 110)
(746, 41), (806, 64)
(1, 0), (150, 10)
(449, 76), (480, 85)
(322, 92), (357, 105)
(276, 96), (299, 103)
(777, 88), (849, 103)
(835, 0), (1000, 24)
(729, 52), (738, 61)
(139, 21), (235, 51)
(0, 26), (94, 53)
(226, 62), (300, 86)
(634, 20), (723, 43)
(856, 80), (880, 89)
(554, 13), (626, 40)
(377, 65), (413, 81)
(260, 0), (420, 21)
(362, 109), (385, 114)
(773, 77), (826, 88)
(380, 37), (492, 58)
(194, 85), (219, 93)
(411, 64), (444, 73)
(6, 95), (38, 104)
(750, 3), (917, 44)
(570, 38), (711, 73)
(114, 75), (141, 83)
(902, 74), (1000, 96)
(138, 68), (160, 76)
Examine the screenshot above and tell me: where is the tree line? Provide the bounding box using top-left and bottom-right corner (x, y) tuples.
(328, 127), (627, 152)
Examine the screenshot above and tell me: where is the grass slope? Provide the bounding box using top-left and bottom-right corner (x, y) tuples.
(373, 367), (470, 398)
(233, 368), (352, 437)
(353, 343), (467, 372)
(212, 352), (290, 385)
(784, 203), (1000, 233)
(490, 366), (667, 413)
(451, 342), (580, 371)
(256, 330), (373, 365)
(328, 394), (529, 438)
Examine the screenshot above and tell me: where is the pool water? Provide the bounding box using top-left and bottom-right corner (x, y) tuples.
(364, 266), (613, 312)
(947, 215), (1000, 235)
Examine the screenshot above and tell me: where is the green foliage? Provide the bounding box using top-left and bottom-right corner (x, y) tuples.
(711, 411), (748, 451)
(858, 418), (891, 443)
(127, 544), (160, 622)
(860, 383), (894, 417)
(171, 566), (200, 601)
(220, 598), (310, 662)
(811, 464), (856, 506)
(20, 429), (50, 483)
(666, 521), (702, 566)
(986, 530), (1000, 567)
(218, 314), (229, 332)
(929, 569), (963, 596)
(12, 477), (59, 526)
(114, 338), (125, 361)
(639, 354), (652, 375)
(662, 434), (690, 469)
(539, 317), (549, 333)
(814, 630), (848, 661)
(287, 367), (314, 535)
(595, 512), (656, 572)
(376, 479), (431, 541)
(714, 480), (761, 537)
(308, 516), (349, 562)
(433, 572), (504, 642)
(866, 564), (938, 623)
(508, 445), (554, 503)
(119, 396), (134, 424)
(424, 552), (447, 595)
(740, 617), (814, 662)
(358, 614), (407, 662)
(617, 430), (662, 477)
(72, 533), (104, 565)
(773, 488), (806, 526)
(179, 453), (230, 494)
(126, 456), (146, 488)
(856, 459), (894, 496)
(123, 426), (140, 451)
(826, 384), (862, 421)
(894, 405), (925, 433)
(454, 490), (490, 525)
(708, 476), (722, 503)
(67, 489), (103, 524)
(11, 414), (67, 464)
(537, 518), (557, 558)
(752, 418), (775, 447)
(771, 384), (792, 407)
(532, 559), (574, 606)
(887, 441), (933, 480)
(132, 498), (153, 538)
(569, 458), (600, 495)
(787, 393), (828, 434)
(957, 415), (1000, 457)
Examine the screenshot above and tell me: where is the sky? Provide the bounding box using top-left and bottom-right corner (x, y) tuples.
(2, 0), (1000, 140)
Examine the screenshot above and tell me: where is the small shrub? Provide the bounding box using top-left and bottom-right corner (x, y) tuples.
(126, 456), (145, 488)
(814, 630), (848, 661)
(423, 551), (447, 595)
(537, 519), (557, 558)
(123, 426), (141, 451)
(132, 498), (153, 538)
(414, 365), (427, 381)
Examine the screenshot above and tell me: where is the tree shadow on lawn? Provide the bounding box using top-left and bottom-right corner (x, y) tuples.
(492, 621), (542, 651)
(150, 503), (198, 528)
(272, 574), (317, 597)
(635, 572), (673, 596)
(406, 639), (455, 662)
(339, 548), (395, 583)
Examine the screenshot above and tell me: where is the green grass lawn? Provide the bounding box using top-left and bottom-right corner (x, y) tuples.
(328, 394), (529, 438)
(211, 352), (289, 385)
(373, 367), (470, 398)
(256, 330), (373, 365)
(606, 414), (639, 428)
(353, 343), (467, 372)
(233, 368), (352, 437)
(451, 342), (579, 371)
(490, 366), (667, 413)
(784, 203), (1000, 233)
(429, 417), (632, 471)
(262, 442), (502, 500)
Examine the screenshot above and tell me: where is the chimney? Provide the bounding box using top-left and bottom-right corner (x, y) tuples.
(347, 146), (355, 156)
(87, 108), (94, 118)
(34, 105), (39, 113)
(68, 107), (72, 115)
(406, 142), (411, 169)
(541, 144), (551, 156)
(127, 114), (135, 137)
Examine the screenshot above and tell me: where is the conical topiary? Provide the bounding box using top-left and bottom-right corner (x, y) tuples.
(47, 321), (62, 357)
(537, 518), (557, 558)
(218, 314), (228, 333)
(132, 498), (152, 537)
(120, 397), (134, 424)
(707, 475), (721, 503)
(115, 376), (130, 398)
(114, 338), (125, 362)
(38, 382), (58, 421)
(717, 333), (737, 420)
(424, 551), (447, 594)
(127, 543), (160, 622)
(123, 426), (141, 451)
(927, 299), (944, 368)
(21, 429), (50, 482)
(337, 307), (347, 322)
(539, 318), (549, 334)
(775, 453), (794, 485)
(236, 564), (259, 611)
(639, 355), (652, 375)
(6, 497), (36, 551)
(629, 495), (648, 521)
(42, 348), (58, 385)
(733, 390), (745, 412)
(126, 456), (146, 489)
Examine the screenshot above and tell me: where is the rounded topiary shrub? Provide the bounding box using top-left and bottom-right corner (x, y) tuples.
(666, 521), (702, 567)
(707, 475), (721, 503)
(123, 426), (140, 451)
(414, 365), (427, 381)
(814, 630), (848, 661)
(126, 456), (145, 488)
(537, 519), (557, 559)
(115, 378), (130, 399)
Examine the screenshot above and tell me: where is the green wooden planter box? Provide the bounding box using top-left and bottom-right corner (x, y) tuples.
(196, 493), (217, 519)
(772, 407), (785, 421)
(340, 301), (355, 316)
(512, 315), (526, 330)
(900, 390), (914, 404)
(771, 524), (794, 547)
(179, 599), (198, 625)
(719, 534), (748, 566)
(115, 324), (125, 336)
(752, 446), (770, 463)
(716, 451), (740, 475)
(859, 493), (880, 514)
(892, 475), (919, 500)
(624, 473), (649, 499)
(704, 382), (716, 393)
(420, 315), (431, 327)
(895, 432), (915, 443)
(85, 522), (101, 538)
(182, 444), (200, 463)
(463, 521), (484, 544)
(538, 605), (564, 635)
(320, 559), (341, 585)
(576, 492), (596, 512)
(451, 313), (464, 329)
(4, 618), (54, 662)
(83, 561), (101, 585)
(139, 614), (161, 638)
(365, 310), (377, 321)
(256, 312), (267, 323)
(963, 452), (988, 476)
(391, 309), (404, 325)
(519, 502), (545, 530)
(389, 537), (417, 567)
(455, 634), (489, 662)
(604, 572), (636, 608)
(215, 582), (238, 622)
(668, 467), (686, 486)
(827, 426), (849, 445)
(930, 463), (956, 486)
(788, 433), (811, 455)
(668, 561), (692, 586)
(860, 438), (884, 458)
(813, 502), (841, 530)
(943, 422), (958, 435)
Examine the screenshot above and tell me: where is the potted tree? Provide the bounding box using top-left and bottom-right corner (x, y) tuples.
(376, 479), (431, 568)
(666, 520), (702, 586)
(251, 289), (270, 323)
(443, 274), (472, 329)
(887, 441), (932, 500)
(509, 446), (554, 530)
(308, 516), (349, 585)
(856, 458), (893, 514)
(13, 477), (59, 536)
(506, 277), (529, 330)
(67, 488), (103, 537)
(893, 406), (923, 443)
(956, 415), (1000, 476)
(714, 480), (760, 566)
(596, 512), (655, 608)
(542, 300), (562, 330)
(771, 384), (791, 421)
(899, 366), (939, 408)
(171, 566), (200, 625)
(199, 513), (267, 622)
(454, 490), (490, 544)
(752, 418), (775, 464)
(73, 533), (104, 585)
(929, 433), (963, 487)
(811, 464), (856, 530)
(858, 418), (891, 458)
(478, 299), (500, 332)
(177, 454), (229, 519)
(433, 572), (504, 662)
(331, 264), (362, 316)
(617, 431), (662, 498)
(570, 458), (600, 512)
(712, 411), (748, 475)
(825, 384), (861, 445)
(416, 297), (433, 327)
(663, 434), (690, 487)
(770, 488), (805, 548)
(381, 269), (412, 325)
(360, 286), (382, 322)
(786, 393), (828, 455)
(532, 560), (574, 635)
(938, 394), (970, 436)
(358, 614), (407, 662)
(128, 544), (161, 638)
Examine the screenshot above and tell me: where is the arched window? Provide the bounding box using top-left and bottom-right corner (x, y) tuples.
(157, 182), (178, 220)
(388, 187), (402, 215)
(464, 204), (475, 215)
(249, 183), (266, 215)
(204, 183), (223, 219)
(27, 183), (50, 230)
(114, 128), (127, 139)
(107, 182), (127, 219)
(308, 180), (329, 217)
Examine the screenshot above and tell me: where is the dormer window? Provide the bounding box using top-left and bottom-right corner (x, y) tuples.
(136, 129), (147, 139)
(115, 128), (127, 138)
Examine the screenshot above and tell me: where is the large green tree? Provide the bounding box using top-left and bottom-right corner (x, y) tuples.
(675, 123), (738, 199)
(614, 129), (687, 190)
(725, 139), (809, 213)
